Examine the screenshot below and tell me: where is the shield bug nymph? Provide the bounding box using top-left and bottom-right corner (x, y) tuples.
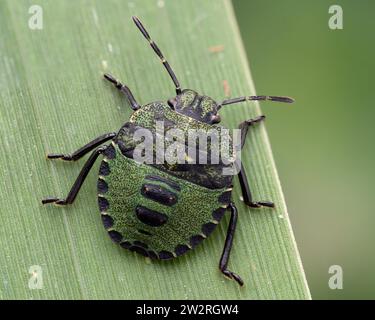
(42, 16), (293, 286)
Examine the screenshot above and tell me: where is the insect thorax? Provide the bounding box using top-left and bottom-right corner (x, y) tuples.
(114, 101), (234, 189)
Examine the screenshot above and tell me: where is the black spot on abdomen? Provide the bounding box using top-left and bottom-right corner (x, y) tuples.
(103, 144), (116, 159)
(99, 161), (110, 176)
(218, 190), (232, 204)
(141, 184), (178, 206)
(101, 214), (113, 229)
(98, 196), (109, 212)
(190, 235), (205, 248)
(158, 251), (174, 260)
(202, 222), (217, 236)
(212, 207), (226, 221)
(97, 179), (108, 194)
(108, 230), (123, 243)
(175, 244), (190, 256)
(135, 205), (168, 227)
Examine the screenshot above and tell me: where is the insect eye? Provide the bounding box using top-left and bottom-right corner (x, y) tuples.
(167, 98), (177, 109)
(211, 114), (221, 124)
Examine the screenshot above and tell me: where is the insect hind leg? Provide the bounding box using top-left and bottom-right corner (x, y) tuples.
(219, 202), (244, 286)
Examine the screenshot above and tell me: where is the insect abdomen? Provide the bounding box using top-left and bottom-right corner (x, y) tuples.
(99, 148), (229, 260)
(134, 175), (180, 228)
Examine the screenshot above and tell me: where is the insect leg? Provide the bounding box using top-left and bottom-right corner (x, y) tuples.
(238, 116), (274, 208)
(104, 73), (140, 110)
(42, 146), (107, 205)
(132, 16), (181, 95)
(219, 202), (244, 286)
(47, 132), (116, 161)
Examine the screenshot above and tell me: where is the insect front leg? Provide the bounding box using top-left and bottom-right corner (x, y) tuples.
(42, 145), (107, 205)
(219, 202), (243, 286)
(238, 116), (274, 208)
(47, 132), (116, 161)
(103, 73), (140, 110)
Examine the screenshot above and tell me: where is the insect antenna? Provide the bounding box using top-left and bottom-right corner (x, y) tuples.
(132, 16), (182, 95)
(218, 95), (294, 110)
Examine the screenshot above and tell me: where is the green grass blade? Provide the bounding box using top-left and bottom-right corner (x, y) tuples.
(0, 0), (310, 299)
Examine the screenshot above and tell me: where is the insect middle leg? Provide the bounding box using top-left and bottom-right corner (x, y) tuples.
(42, 145), (107, 205)
(219, 202), (243, 286)
(47, 132), (116, 161)
(237, 115), (274, 208)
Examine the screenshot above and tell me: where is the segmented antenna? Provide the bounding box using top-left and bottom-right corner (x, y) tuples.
(132, 16), (182, 95)
(218, 95), (294, 109)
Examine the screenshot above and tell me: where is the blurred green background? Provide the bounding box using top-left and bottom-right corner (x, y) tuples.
(234, 0), (375, 299)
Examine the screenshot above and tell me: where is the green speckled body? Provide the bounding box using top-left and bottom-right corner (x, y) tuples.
(97, 94), (234, 259)
(42, 16), (285, 286)
(100, 149), (229, 256)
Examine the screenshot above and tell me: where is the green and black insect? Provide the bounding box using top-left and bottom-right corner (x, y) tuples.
(42, 16), (293, 286)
